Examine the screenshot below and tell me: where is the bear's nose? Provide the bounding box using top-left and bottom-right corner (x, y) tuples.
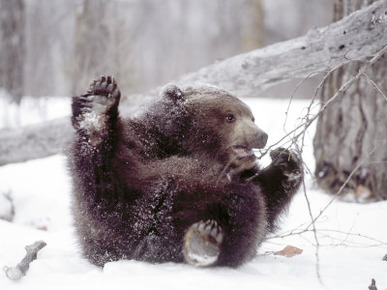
(255, 130), (268, 149)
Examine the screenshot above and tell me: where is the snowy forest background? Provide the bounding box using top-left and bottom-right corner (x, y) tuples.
(1, 0), (387, 289)
(0, 0), (331, 107)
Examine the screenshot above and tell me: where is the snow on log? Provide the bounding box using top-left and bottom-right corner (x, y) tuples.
(0, 0), (386, 165)
(0, 117), (72, 166)
(176, 0), (387, 96)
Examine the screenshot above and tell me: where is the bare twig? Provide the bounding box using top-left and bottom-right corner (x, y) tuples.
(260, 44), (387, 160)
(270, 228), (387, 248)
(361, 72), (387, 102)
(300, 52), (385, 227)
(368, 278), (378, 290)
(302, 173), (323, 283)
(306, 161), (365, 231)
(267, 44), (387, 284)
(3, 240), (47, 281)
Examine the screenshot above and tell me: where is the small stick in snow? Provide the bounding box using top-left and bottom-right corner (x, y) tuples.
(368, 279), (377, 290)
(3, 240), (47, 280)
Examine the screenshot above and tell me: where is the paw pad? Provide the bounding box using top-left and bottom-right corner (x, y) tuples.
(88, 75), (120, 99)
(72, 75), (121, 130)
(183, 219), (224, 267)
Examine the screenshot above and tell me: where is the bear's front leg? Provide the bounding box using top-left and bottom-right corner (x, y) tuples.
(254, 148), (303, 231)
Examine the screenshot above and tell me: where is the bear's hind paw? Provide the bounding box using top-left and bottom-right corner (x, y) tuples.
(72, 76), (121, 131)
(85, 75), (121, 113)
(88, 76), (120, 99)
(183, 220), (224, 267)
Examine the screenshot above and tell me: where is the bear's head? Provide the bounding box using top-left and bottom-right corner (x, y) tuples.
(158, 84), (268, 172)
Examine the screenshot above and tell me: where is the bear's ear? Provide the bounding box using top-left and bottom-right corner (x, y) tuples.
(161, 84), (184, 103)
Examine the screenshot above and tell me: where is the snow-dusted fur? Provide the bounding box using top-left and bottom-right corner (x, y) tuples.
(68, 76), (302, 267)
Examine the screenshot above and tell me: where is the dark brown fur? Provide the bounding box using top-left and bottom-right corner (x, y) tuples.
(68, 76), (302, 267)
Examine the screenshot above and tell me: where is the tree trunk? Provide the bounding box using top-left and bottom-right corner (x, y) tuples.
(314, 0), (387, 201)
(0, 0), (25, 104)
(72, 0), (116, 95)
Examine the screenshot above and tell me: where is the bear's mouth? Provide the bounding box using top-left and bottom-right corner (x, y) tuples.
(232, 145), (255, 159)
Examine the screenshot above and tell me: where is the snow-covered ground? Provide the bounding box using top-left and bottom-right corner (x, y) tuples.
(0, 97), (386, 290)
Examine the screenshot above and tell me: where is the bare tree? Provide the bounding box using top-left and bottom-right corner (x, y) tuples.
(24, 0), (79, 97)
(72, 0), (116, 95)
(314, 0), (387, 201)
(0, 0), (25, 104)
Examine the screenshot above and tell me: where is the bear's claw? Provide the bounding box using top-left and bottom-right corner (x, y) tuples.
(183, 220), (224, 267)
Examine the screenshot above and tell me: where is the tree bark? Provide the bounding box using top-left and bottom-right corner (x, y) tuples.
(0, 0), (386, 166)
(314, 0), (387, 200)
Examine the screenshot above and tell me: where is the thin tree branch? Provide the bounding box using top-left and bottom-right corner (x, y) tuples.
(3, 240), (47, 281)
(269, 228), (387, 248)
(265, 42), (387, 283)
(257, 44), (387, 161)
(361, 71), (387, 102)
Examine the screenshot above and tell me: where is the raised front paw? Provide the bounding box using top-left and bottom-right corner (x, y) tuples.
(72, 75), (121, 130)
(270, 148), (303, 183)
(183, 220), (224, 267)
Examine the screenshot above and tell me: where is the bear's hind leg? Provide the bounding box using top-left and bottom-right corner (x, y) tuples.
(69, 76), (125, 266)
(183, 220), (224, 267)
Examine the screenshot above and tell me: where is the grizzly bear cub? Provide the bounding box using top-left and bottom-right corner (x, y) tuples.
(68, 76), (302, 267)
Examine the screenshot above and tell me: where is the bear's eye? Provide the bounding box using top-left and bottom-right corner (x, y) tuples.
(226, 114), (235, 123)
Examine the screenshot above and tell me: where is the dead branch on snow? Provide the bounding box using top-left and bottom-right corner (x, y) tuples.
(3, 240), (47, 281)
